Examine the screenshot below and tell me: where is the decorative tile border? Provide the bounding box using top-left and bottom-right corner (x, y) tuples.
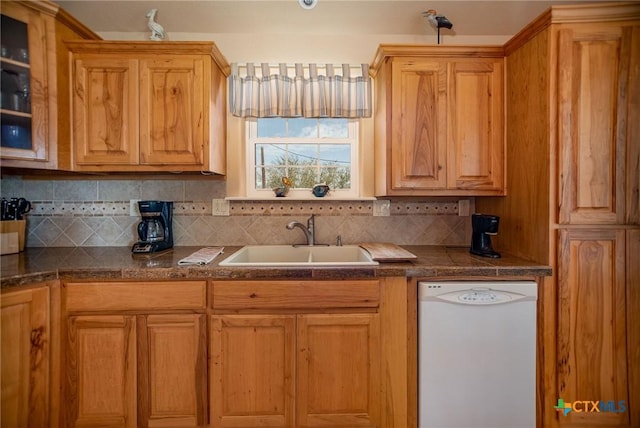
(228, 200), (460, 216)
(30, 201), (132, 216)
(29, 201), (212, 217)
(28, 200), (462, 217)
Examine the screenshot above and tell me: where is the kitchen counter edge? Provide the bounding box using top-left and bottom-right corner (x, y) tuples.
(1, 245), (552, 289)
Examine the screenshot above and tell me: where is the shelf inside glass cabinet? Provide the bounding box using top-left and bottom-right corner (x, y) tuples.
(1, 13), (33, 151)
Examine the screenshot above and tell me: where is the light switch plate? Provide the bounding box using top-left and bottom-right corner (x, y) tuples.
(373, 200), (390, 217)
(212, 199), (230, 216)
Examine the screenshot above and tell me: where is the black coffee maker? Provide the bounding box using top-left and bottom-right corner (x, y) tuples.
(132, 201), (173, 255)
(470, 213), (501, 258)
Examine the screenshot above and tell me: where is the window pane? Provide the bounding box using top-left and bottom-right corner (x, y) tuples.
(257, 118), (286, 137)
(286, 144), (317, 166)
(319, 144), (350, 166)
(320, 167), (351, 189)
(256, 166), (286, 189)
(319, 118), (348, 138)
(287, 166), (319, 188)
(288, 118), (317, 138)
(255, 144), (287, 165)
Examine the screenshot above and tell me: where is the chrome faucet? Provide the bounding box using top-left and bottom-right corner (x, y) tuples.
(286, 215), (317, 246)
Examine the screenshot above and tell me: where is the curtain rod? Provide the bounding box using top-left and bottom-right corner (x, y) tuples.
(233, 63), (368, 68)
(231, 63), (370, 77)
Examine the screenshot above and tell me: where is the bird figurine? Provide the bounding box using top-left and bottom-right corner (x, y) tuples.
(146, 9), (167, 41)
(422, 9), (453, 44)
(422, 9), (453, 29)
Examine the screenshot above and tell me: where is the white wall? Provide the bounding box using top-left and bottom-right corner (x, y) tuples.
(96, 32), (509, 63)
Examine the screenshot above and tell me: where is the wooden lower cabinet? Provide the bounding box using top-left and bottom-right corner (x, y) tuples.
(60, 279), (408, 427)
(210, 279), (392, 428)
(66, 315), (137, 428)
(556, 228), (632, 426)
(66, 313), (207, 428)
(210, 313), (380, 428)
(297, 313), (380, 427)
(1, 285), (50, 427)
(210, 315), (296, 427)
(138, 314), (208, 427)
(63, 280), (208, 428)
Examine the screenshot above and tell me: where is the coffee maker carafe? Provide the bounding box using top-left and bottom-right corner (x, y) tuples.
(470, 213), (501, 258)
(132, 201), (173, 254)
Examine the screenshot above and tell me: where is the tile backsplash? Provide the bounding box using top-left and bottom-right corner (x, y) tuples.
(1, 176), (472, 248)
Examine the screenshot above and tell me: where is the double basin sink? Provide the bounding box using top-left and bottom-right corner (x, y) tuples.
(219, 245), (378, 267)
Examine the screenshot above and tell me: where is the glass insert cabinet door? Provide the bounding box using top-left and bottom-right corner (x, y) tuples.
(1, 7), (48, 161)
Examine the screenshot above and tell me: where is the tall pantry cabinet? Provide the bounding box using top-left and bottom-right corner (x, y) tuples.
(476, 3), (639, 428)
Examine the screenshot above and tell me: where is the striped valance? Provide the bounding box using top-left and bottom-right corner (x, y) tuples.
(229, 63), (372, 118)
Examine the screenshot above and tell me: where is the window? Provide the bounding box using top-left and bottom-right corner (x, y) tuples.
(247, 118), (359, 198)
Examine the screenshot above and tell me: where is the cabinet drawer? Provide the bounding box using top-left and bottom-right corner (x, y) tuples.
(211, 280), (380, 310)
(65, 281), (206, 312)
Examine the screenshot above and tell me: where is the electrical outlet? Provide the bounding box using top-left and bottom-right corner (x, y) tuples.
(212, 199), (230, 216)
(129, 199), (140, 216)
(373, 200), (390, 217)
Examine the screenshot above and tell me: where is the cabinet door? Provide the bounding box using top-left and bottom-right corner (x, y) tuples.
(139, 57), (205, 166)
(210, 314), (295, 427)
(447, 59), (504, 192)
(297, 313), (380, 427)
(137, 314), (207, 427)
(390, 58), (447, 190)
(1, 286), (49, 427)
(66, 315), (137, 428)
(557, 25), (639, 225)
(557, 229), (629, 427)
(0, 3), (49, 162)
(71, 56), (139, 166)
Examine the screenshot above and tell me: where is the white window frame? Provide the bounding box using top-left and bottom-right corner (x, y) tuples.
(245, 118), (360, 199)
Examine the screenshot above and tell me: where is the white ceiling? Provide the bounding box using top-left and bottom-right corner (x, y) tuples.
(54, 0), (615, 37)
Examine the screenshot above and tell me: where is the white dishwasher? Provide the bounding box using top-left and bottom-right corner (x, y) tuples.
(418, 281), (537, 428)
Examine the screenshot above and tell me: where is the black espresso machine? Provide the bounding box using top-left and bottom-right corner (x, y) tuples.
(132, 201), (173, 255)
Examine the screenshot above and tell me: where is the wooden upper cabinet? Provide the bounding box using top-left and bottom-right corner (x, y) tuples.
(389, 59), (447, 190)
(139, 58), (206, 166)
(67, 41), (229, 174)
(447, 60), (504, 191)
(372, 46), (505, 196)
(71, 56), (139, 166)
(558, 24), (640, 225)
(0, 1), (98, 170)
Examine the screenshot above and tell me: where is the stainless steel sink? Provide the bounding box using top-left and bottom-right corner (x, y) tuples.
(218, 245), (378, 267)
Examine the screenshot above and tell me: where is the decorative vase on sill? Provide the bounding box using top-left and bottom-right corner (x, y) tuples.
(273, 177), (292, 197)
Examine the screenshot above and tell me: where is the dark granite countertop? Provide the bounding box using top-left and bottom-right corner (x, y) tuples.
(0, 245), (551, 288)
